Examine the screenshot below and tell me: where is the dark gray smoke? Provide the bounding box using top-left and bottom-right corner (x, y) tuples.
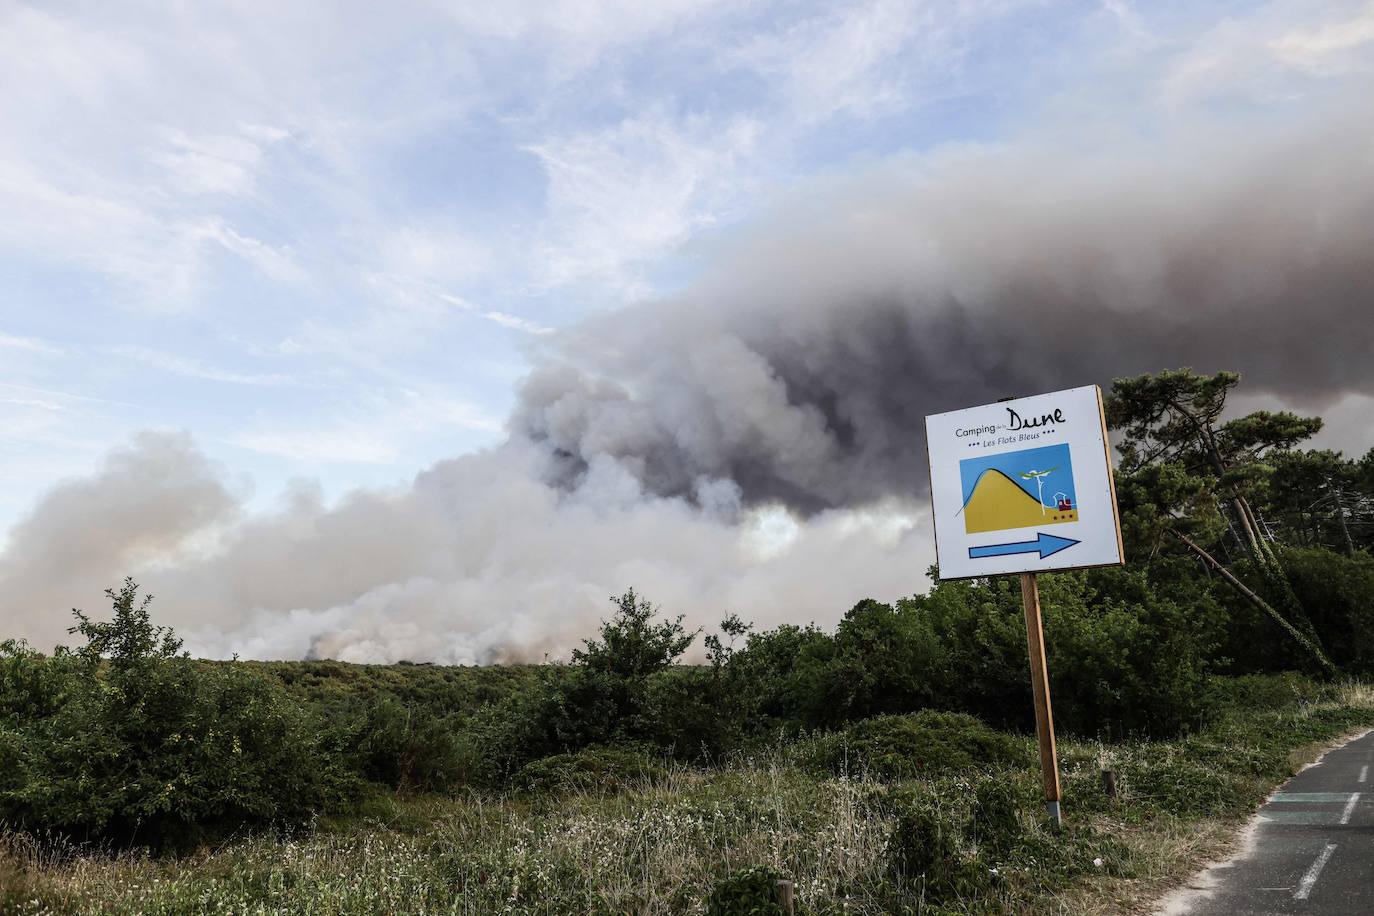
(516, 110), (1374, 512)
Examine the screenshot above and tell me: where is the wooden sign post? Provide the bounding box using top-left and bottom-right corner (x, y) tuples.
(925, 385), (1124, 827)
(1020, 572), (1061, 826)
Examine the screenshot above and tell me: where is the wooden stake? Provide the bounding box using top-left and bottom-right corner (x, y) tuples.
(774, 879), (795, 916)
(1020, 572), (1062, 826)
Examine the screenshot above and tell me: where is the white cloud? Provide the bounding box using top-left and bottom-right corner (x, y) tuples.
(433, 291), (554, 336)
(379, 227), (494, 287)
(227, 387), (503, 465)
(482, 310), (555, 336)
(197, 219), (303, 285)
(727, 0), (925, 123)
(154, 125), (286, 197)
(437, 0), (733, 74)
(525, 110), (761, 295)
(0, 8), (306, 309)
(1160, 1), (1374, 106)
(725, 0), (1033, 124)
(1270, 2), (1374, 72)
(0, 396), (63, 412)
(0, 332), (62, 354)
(228, 427), (402, 465)
(107, 346), (300, 387)
(1098, 0), (1151, 41)
(0, 382), (140, 411)
(0, 6), (148, 115)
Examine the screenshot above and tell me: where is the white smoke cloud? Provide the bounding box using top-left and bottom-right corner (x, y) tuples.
(0, 431), (240, 650)
(0, 433), (925, 660)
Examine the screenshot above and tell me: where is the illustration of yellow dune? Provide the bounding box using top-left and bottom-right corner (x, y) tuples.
(962, 470), (1079, 534)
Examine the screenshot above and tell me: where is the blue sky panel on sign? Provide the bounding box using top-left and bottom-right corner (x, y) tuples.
(958, 443), (1078, 535)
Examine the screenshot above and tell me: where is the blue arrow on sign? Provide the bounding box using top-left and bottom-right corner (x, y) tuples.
(968, 531), (1081, 561)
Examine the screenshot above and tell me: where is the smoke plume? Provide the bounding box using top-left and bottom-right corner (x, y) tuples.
(3, 109), (1373, 661)
(518, 111), (1374, 511)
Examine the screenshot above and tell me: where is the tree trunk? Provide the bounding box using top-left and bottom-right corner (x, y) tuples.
(1170, 397), (1267, 566)
(1239, 496), (1283, 567)
(1169, 529), (1335, 674)
(1335, 487), (1356, 556)
(1231, 496), (1265, 561)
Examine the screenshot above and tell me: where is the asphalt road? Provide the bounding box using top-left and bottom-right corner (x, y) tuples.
(1160, 728), (1374, 915)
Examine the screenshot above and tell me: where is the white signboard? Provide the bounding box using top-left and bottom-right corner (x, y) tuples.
(925, 385), (1123, 580)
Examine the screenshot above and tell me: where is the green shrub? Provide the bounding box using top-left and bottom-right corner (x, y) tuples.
(1127, 754), (1249, 817)
(886, 805), (956, 882)
(705, 865), (786, 916)
(1050, 567), (1220, 737)
(791, 599), (946, 729)
(0, 639), (83, 721)
(884, 802), (987, 903)
(464, 590), (702, 784)
(513, 744), (666, 795)
(1207, 672), (1321, 713)
(969, 781), (1022, 854)
(644, 665), (743, 760)
(805, 711), (1032, 780)
(718, 623), (833, 730)
(339, 695), (470, 791)
(762, 568), (1225, 742)
(1279, 548), (1374, 674)
(0, 580), (355, 844)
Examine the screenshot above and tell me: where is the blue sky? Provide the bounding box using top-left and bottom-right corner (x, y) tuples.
(3, 0), (1373, 538)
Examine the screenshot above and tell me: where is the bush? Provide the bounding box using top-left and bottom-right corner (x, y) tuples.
(741, 568), (1223, 743)
(460, 590), (701, 784)
(1206, 672), (1320, 713)
(718, 623), (833, 731)
(0, 580), (355, 844)
(705, 865), (786, 916)
(804, 711), (1032, 780)
(1049, 567), (1220, 737)
(904, 567), (1222, 738)
(886, 804), (957, 883)
(793, 599), (946, 729)
(513, 745), (666, 795)
(883, 802), (986, 903)
(0, 639), (83, 721)
(1279, 548), (1374, 674)
(341, 695), (471, 791)
(969, 781), (1023, 854)
(1127, 755), (1249, 818)
(644, 666), (742, 760)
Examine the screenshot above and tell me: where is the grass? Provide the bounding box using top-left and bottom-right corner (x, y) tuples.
(3, 679), (1373, 915)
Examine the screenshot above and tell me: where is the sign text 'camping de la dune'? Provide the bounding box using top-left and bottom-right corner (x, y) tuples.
(925, 384), (1124, 825)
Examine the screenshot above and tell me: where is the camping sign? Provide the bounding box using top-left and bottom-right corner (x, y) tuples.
(925, 385), (1124, 580)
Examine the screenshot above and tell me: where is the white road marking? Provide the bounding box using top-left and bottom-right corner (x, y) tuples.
(1273, 791), (1354, 803)
(1341, 792), (1360, 825)
(1263, 811), (1336, 825)
(1360, 764), (1368, 783)
(1294, 843), (1337, 900)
